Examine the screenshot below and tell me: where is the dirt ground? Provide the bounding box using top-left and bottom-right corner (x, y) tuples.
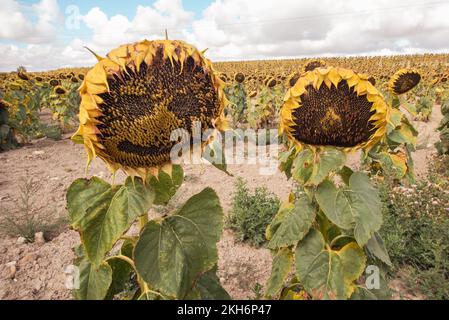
(0, 104), (443, 300)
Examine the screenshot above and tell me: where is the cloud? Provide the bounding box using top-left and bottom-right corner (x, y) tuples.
(81, 0), (194, 52)
(1, 0), (449, 71)
(185, 0), (449, 60)
(0, 0), (60, 44)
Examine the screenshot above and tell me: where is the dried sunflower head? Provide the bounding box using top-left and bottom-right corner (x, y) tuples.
(49, 79), (60, 87)
(303, 60), (326, 72)
(54, 86), (66, 95)
(267, 78), (277, 88)
(280, 67), (388, 152)
(388, 69), (421, 95)
(287, 72), (300, 87)
(72, 39), (227, 179)
(234, 72), (245, 83)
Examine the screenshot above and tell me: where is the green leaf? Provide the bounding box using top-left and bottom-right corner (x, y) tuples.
(292, 149), (313, 185)
(267, 194), (316, 249)
(338, 242), (366, 298)
(265, 248), (294, 297)
(347, 173), (383, 246)
(315, 180), (354, 230)
(67, 177), (112, 229)
(134, 187), (223, 298)
(371, 152), (407, 180)
(366, 232), (392, 267)
(120, 239), (134, 258)
(338, 166), (353, 185)
(387, 108), (402, 134)
(307, 148), (346, 186)
(67, 176), (154, 267)
(186, 267), (231, 300)
(75, 260), (112, 300)
(149, 165), (184, 205)
(295, 229), (345, 300)
(278, 148), (295, 179)
(105, 257), (133, 300)
(388, 118), (418, 147)
(350, 287), (378, 300)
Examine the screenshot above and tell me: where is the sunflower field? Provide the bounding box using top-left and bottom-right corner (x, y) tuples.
(1, 40), (448, 301)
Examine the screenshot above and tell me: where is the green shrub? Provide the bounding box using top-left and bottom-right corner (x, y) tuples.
(379, 161), (449, 299)
(227, 178), (280, 247)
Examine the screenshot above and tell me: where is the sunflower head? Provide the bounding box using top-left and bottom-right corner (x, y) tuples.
(54, 86), (67, 95)
(267, 78), (277, 88)
(17, 72), (29, 81)
(287, 72), (300, 87)
(388, 69), (421, 95)
(281, 67), (388, 152)
(234, 72), (245, 83)
(303, 60), (326, 72)
(72, 39), (227, 179)
(49, 79), (60, 87)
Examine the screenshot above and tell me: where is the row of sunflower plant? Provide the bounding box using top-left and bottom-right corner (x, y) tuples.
(66, 37), (422, 300)
(0, 68), (81, 147)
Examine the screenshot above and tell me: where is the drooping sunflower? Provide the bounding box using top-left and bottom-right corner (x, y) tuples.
(280, 67), (388, 152)
(388, 69), (421, 95)
(234, 72), (245, 83)
(49, 79), (60, 87)
(72, 39), (228, 179)
(287, 72), (300, 88)
(54, 86), (67, 95)
(303, 60), (326, 73)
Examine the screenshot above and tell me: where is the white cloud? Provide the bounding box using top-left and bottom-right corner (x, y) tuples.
(1, 0), (449, 71)
(0, 0), (60, 44)
(80, 0), (194, 53)
(185, 0), (449, 60)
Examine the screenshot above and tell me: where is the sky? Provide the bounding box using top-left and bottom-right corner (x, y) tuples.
(1, 0), (449, 71)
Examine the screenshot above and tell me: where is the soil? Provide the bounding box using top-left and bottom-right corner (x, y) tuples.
(0, 104), (443, 300)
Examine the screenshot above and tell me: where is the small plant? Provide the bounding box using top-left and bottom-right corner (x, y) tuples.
(227, 178), (280, 247)
(0, 178), (68, 242)
(379, 169), (449, 299)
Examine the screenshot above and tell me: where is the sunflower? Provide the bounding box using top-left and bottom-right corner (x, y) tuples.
(388, 69), (421, 95)
(287, 72), (300, 87)
(54, 86), (67, 95)
(267, 78), (277, 88)
(280, 67), (388, 152)
(72, 39), (227, 179)
(234, 72), (245, 83)
(49, 79), (60, 87)
(303, 60), (326, 72)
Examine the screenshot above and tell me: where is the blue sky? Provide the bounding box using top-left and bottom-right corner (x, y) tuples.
(1, 0), (449, 71)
